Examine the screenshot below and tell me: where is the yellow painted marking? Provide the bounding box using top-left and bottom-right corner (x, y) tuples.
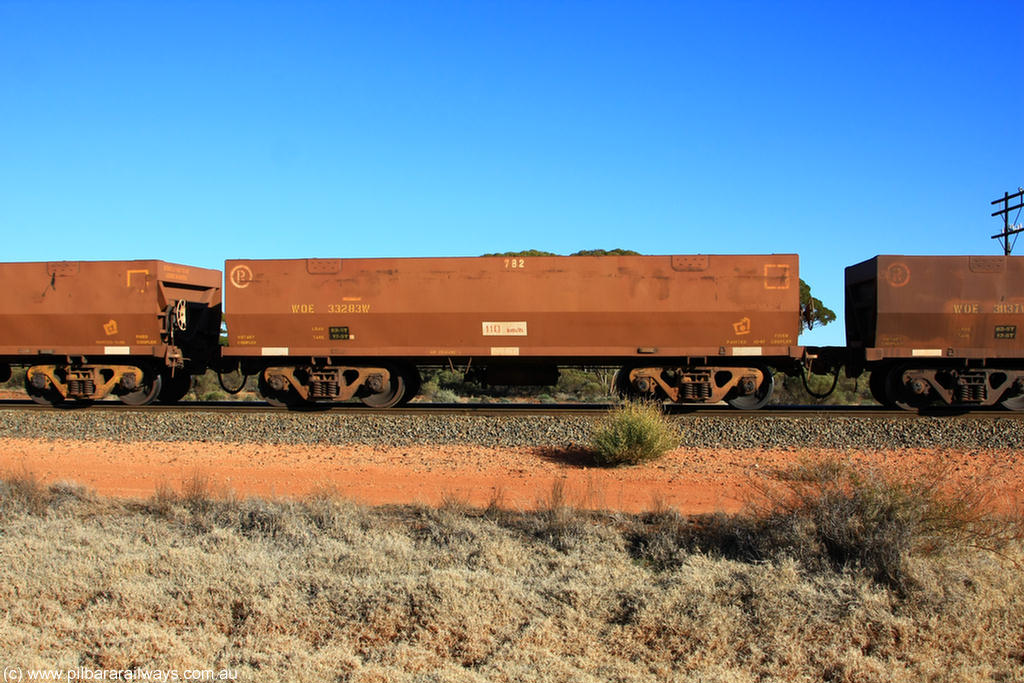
(229, 265), (254, 289)
(763, 264), (791, 289)
(126, 269), (149, 290)
(328, 303), (371, 313)
(886, 263), (910, 287)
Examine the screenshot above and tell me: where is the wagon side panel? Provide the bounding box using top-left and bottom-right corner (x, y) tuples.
(224, 254), (800, 362)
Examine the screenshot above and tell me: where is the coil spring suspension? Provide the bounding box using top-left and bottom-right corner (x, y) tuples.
(67, 379), (96, 398)
(955, 374), (987, 403)
(678, 376), (712, 401)
(309, 381), (340, 399)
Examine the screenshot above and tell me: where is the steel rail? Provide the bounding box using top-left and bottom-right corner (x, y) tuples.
(0, 399), (1018, 419)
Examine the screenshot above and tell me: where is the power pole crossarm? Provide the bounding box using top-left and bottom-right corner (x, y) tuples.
(990, 187), (1024, 255)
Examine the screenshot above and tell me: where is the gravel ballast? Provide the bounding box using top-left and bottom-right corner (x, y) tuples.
(1, 409), (1021, 449)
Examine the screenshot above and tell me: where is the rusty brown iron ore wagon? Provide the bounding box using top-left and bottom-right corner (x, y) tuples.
(832, 254), (1024, 410)
(0, 261), (222, 405)
(222, 254), (802, 408)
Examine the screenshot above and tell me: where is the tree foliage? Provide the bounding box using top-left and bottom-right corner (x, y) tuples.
(481, 248), (639, 257)
(799, 278), (837, 331)
(480, 249), (559, 257)
(570, 248), (640, 256)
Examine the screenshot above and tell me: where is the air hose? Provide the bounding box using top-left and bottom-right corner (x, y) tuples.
(217, 372), (250, 395)
(801, 365), (840, 400)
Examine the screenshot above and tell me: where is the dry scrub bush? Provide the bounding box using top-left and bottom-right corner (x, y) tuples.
(752, 458), (1024, 593)
(1, 465), (52, 516)
(627, 457), (1024, 595)
(535, 479), (590, 551)
(181, 469), (214, 512)
(1, 467), (97, 520)
(589, 401), (680, 466)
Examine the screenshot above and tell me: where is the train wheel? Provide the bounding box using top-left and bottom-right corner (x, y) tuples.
(157, 372), (193, 404)
(613, 367), (641, 401)
(868, 366), (896, 408)
(726, 367), (774, 410)
(397, 366), (421, 405)
(360, 368), (406, 408)
(25, 375), (63, 406)
(1001, 393), (1024, 411)
(258, 374), (297, 408)
(119, 374), (163, 406)
(885, 365), (931, 411)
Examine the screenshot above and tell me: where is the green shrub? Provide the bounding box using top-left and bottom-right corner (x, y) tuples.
(434, 388), (460, 403)
(589, 401), (680, 467)
(556, 368), (614, 401)
(183, 370), (254, 402)
(1, 366), (26, 392)
(769, 370), (875, 406)
(418, 379), (440, 400)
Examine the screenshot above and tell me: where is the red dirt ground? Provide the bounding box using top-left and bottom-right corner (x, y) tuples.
(2, 438), (1022, 514)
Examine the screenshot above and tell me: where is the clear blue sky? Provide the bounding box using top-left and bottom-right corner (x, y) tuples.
(2, 1), (1021, 345)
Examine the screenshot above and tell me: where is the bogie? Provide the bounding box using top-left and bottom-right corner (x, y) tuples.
(615, 364), (775, 409)
(881, 364), (1024, 411)
(254, 364), (412, 408)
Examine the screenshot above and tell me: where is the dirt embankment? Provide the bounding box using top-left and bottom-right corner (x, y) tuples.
(3, 438), (1022, 514)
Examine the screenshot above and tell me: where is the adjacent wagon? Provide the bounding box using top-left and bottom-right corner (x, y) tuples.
(841, 254), (1024, 409)
(0, 260), (222, 405)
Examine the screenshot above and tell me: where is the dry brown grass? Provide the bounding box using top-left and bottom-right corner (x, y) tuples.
(1, 464), (51, 515)
(2, 465), (1023, 682)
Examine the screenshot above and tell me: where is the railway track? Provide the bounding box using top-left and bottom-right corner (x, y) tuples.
(0, 398), (1018, 419)
(3, 398), (1021, 451)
